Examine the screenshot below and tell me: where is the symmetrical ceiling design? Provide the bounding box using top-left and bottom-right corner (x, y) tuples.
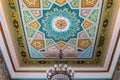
(8, 0), (114, 66)
(18, 0), (103, 59)
(0, 0), (120, 79)
(19, 0), (103, 59)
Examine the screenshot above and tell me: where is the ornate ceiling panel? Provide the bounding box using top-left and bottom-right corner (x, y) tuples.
(19, 0), (103, 60)
(0, 0), (120, 79)
(7, 0), (114, 65)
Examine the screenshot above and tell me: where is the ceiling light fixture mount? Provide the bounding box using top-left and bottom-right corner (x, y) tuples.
(47, 64), (74, 80)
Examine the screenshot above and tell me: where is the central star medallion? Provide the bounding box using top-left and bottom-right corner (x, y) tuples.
(38, 4), (84, 42)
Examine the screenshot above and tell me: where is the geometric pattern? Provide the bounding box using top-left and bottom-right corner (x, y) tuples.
(63, 45), (76, 52)
(3, 0), (117, 75)
(80, 46), (93, 58)
(70, 0), (80, 8)
(30, 47), (43, 58)
(23, 0), (40, 8)
(31, 10), (41, 18)
(55, 0), (67, 5)
(81, 9), (91, 18)
(83, 20), (94, 29)
(26, 26), (36, 38)
(89, 10), (99, 22)
(57, 42), (66, 49)
(42, 0), (52, 9)
(78, 39), (92, 50)
(68, 39), (77, 46)
(23, 11), (33, 23)
(38, 4), (84, 42)
(31, 39), (45, 50)
(18, 0), (103, 59)
(28, 21), (40, 30)
(79, 31), (88, 39)
(87, 26), (96, 37)
(47, 45), (59, 52)
(46, 39), (54, 46)
(81, 0), (98, 8)
(35, 32), (44, 38)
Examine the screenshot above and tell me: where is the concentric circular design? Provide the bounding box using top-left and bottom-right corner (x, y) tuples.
(52, 17), (70, 32)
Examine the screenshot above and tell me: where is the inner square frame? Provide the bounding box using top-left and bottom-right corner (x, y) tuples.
(18, 0), (103, 60)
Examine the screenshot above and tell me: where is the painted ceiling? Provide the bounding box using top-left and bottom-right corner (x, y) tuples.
(0, 0), (120, 79)
(4, 0), (117, 65)
(5, 0), (115, 65)
(19, 0), (102, 59)
(8, 0), (113, 66)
